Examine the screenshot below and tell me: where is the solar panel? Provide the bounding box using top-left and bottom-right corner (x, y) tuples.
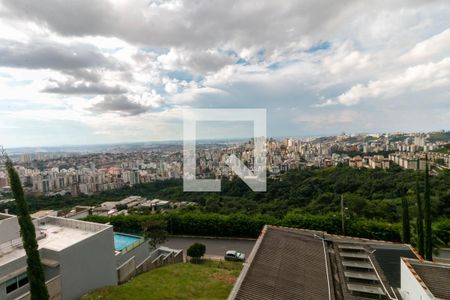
(347, 283), (385, 295)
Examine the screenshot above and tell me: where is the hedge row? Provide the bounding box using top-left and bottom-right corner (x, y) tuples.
(84, 211), (403, 242)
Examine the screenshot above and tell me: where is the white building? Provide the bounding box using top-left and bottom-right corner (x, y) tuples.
(0, 213), (117, 300)
(0, 212), (182, 300)
(400, 258), (450, 300)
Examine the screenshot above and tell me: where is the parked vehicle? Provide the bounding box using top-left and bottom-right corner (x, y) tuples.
(225, 250), (245, 262)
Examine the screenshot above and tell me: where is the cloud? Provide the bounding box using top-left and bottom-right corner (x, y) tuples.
(401, 27), (450, 63)
(1, 0), (450, 147)
(313, 99), (338, 107)
(0, 0), (385, 50)
(89, 95), (152, 116)
(331, 57), (450, 106)
(63, 69), (103, 83)
(321, 42), (371, 76)
(42, 79), (127, 95)
(0, 39), (118, 70)
(158, 48), (234, 73)
(296, 110), (358, 128)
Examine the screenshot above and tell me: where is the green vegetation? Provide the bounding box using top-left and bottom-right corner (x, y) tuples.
(424, 158), (433, 261)
(85, 211), (402, 242)
(143, 219), (168, 249)
(2, 164), (449, 249)
(331, 149), (394, 158)
(401, 192), (410, 244)
(388, 134), (408, 142)
(81, 261), (242, 300)
(416, 176), (424, 257)
(433, 143), (450, 154)
(5, 158), (49, 300)
(187, 243), (206, 262)
(2, 165), (450, 221)
(428, 131), (450, 143)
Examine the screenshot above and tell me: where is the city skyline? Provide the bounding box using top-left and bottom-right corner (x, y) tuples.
(1, 0), (450, 148)
(2, 129), (449, 150)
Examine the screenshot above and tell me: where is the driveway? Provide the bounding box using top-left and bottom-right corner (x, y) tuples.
(163, 236), (256, 260)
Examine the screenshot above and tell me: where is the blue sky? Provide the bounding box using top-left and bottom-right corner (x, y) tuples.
(0, 0), (449, 147)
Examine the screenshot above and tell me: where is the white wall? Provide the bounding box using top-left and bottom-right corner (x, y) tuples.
(59, 226), (117, 300)
(0, 214), (20, 244)
(400, 259), (433, 300)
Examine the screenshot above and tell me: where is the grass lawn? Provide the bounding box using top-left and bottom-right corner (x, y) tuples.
(81, 260), (243, 300)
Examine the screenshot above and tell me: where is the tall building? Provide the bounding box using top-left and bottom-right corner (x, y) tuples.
(414, 133), (426, 147)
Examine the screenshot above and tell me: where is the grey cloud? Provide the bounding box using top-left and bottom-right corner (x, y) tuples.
(63, 69), (103, 83)
(3, 0), (446, 51)
(42, 80), (127, 95)
(0, 0), (383, 49)
(181, 50), (234, 73)
(0, 39), (118, 70)
(90, 95), (150, 116)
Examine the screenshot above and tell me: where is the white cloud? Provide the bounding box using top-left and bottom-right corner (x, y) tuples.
(1, 0), (450, 146)
(333, 57), (450, 106)
(401, 27), (450, 63)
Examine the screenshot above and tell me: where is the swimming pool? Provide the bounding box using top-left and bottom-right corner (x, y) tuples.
(114, 233), (142, 252)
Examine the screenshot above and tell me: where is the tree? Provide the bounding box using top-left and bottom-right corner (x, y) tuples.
(143, 219), (168, 249)
(5, 158), (49, 300)
(401, 193), (410, 244)
(416, 175), (425, 257)
(424, 156), (433, 261)
(187, 243), (206, 262)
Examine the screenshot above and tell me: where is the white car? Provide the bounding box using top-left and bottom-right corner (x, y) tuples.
(225, 250), (245, 262)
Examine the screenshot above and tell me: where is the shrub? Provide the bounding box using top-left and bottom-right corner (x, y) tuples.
(84, 211), (403, 242)
(187, 243), (206, 262)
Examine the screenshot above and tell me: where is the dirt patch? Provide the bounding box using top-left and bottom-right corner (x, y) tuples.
(213, 273), (237, 285)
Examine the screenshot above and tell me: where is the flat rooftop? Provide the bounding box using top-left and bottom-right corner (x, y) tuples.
(0, 213), (14, 220)
(0, 216), (111, 267)
(35, 217), (109, 251)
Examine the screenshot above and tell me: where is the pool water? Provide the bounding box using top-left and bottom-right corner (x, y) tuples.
(114, 233), (141, 251)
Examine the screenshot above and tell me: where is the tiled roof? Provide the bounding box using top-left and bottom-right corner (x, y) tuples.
(410, 261), (450, 299)
(233, 227), (330, 300)
(229, 225), (423, 300)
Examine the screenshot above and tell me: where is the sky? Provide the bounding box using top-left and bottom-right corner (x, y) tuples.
(0, 0), (449, 148)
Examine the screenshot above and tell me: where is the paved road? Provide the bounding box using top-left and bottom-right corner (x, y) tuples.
(163, 236), (256, 260)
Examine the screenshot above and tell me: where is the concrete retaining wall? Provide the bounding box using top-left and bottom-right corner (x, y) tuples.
(136, 247), (183, 274)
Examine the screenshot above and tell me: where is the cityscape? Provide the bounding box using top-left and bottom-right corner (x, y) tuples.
(1, 0), (450, 300)
(1, 131), (449, 196)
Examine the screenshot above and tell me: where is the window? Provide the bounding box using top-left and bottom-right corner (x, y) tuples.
(18, 273), (28, 287)
(5, 278), (16, 294)
(5, 273), (28, 294)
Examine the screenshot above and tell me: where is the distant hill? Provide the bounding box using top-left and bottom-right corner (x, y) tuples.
(429, 131), (450, 143)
